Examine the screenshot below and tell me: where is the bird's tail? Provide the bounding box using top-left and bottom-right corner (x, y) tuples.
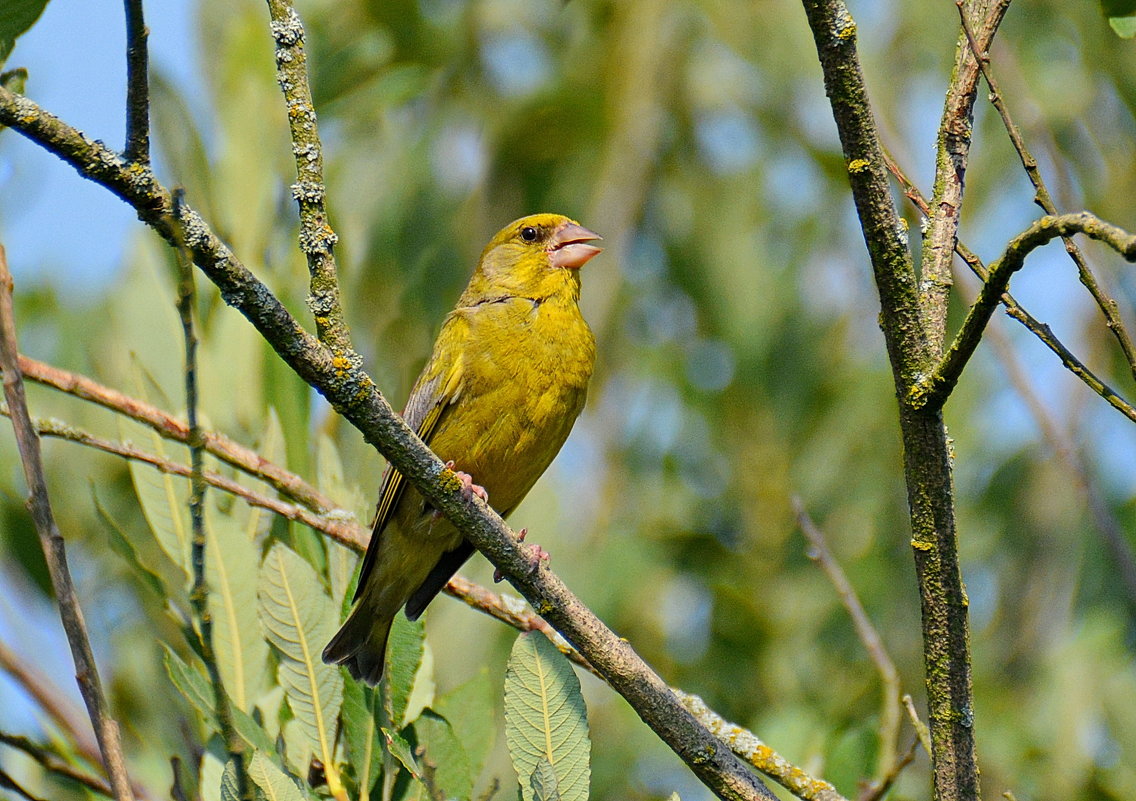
(322, 604), (392, 686)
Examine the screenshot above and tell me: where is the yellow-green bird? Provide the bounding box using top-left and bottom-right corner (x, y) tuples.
(322, 213), (601, 684)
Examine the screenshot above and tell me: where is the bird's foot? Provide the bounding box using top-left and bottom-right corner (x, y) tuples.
(444, 460), (488, 502)
(493, 528), (549, 582)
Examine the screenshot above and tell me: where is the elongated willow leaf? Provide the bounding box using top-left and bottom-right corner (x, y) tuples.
(503, 633), (590, 801)
(258, 543), (342, 775)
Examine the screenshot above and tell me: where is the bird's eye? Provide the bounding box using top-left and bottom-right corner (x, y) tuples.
(520, 226), (538, 242)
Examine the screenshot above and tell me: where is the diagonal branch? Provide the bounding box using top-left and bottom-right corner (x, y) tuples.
(884, 154), (1136, 424)
(0, 86), (775, 801)
(0, 732), (115, 799)
(15, 354), (342, 512)
(911, 212), (1136, 411)
(955, 1), (1136, 382)
(0, 247), (135, 801)
(265, 0), (350, 351)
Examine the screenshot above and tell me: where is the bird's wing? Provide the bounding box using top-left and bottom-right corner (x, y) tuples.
(352, 315), (468, 603)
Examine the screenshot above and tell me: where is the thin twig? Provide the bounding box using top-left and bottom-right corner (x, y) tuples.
(794, 499), (902, 790)
(172, 196), (251, 801)
(961, 286), (1136, 614)
(123, 0), (150, 163)
(918, 0), (1012, 354)
(955, 0), (1136, 382)
(0, 732), (116, 798)
(15, 354), (340, 513)
(0, 638), (100, 767)
(0, 407), (364, 548)
(912, 212), (1136, 411)
(0, 247), (136, 801)
(884, 155), (1136, 424)
(265, 0), (349, 351)
(858, 739), (919, 801)
(902, 696), (932, 759)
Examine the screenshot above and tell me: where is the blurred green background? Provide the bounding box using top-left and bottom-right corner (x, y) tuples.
(2, 0), (1135, 799)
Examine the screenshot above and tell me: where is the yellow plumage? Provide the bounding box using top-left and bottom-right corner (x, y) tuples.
(323, 213), (601, 684)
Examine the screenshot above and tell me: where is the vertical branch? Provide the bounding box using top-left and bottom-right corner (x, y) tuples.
(799, 3), (981, 801)
(0, 246), (135, 801)
(123, 0), (150, 164)
(918, 0), (1011, 353)
(172, 197), (251, 801)
(265, 0), (351, 353)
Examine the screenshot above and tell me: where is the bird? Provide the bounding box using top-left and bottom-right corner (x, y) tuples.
(322, 213), (601, 684)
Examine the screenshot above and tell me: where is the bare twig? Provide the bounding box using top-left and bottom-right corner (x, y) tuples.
(918, 0), (1011, 353)
(884, 155), (1136, 424)
(0, 87), (777, 801)
(172, 197), (251, 801)
(123, 0), (150, 163)
(265, 0), (349, 351)
(794, 499), (902, 789)
(16, 354), (340, 513)
(902, 696), (932, 758)
(1, 408), (365, 548)
(0, 732), (115, 798)
(955, 0), (1136, 381)
(0, 247), (135, 801)
(0, 638), (100, 766)
(858, 739), (919, 801)
(912, 212), (1136, 411)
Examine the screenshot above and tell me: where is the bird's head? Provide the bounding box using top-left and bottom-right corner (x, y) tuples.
(463, 213), (602, 303)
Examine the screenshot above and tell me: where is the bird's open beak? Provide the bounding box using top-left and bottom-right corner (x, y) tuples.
(548, 222), (603, 269)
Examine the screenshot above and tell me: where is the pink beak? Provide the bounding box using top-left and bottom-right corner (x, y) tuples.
(548, 222), (603, 269)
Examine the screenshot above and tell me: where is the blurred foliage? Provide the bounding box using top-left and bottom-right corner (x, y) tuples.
(2, 0), (1136, 800)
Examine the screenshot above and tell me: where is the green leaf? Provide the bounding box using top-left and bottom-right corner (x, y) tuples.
(242, 409), (286, 544)
(1101, 0), (1136, 18)
(341, 680), (383, 800)
(206, 496), (269, 712)
(503, 633), (591, 801)
(162, 646), (276, 755)
(530, 757), (560, 801)
(380, 726), (421, 780)
(220, 759), (243, 801)
(0, 0), (49, 66)
(413, 710), (472, 801)
(122, 416), (191, 575)
(383, 612), (425, 727)
(1109, 15), (1136, 36)
(435, 666), (495, 780)
(92, 486), (166, 599)
(258, 543), (342, 772)
(316, 433), (367, 606)
(247, 751), (306, 801)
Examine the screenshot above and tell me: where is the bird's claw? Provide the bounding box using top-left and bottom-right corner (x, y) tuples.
(444, 460), (488, 502)
(492, 528), (549, 582)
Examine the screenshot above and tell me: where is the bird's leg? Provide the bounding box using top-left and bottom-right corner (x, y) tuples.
(493, 528), (550, 583)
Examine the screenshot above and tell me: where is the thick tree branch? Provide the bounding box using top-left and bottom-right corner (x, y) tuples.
(265, 0), (349, 351)
(0, 86), (774, 801)
(911, 213), (1136, 411)
(918, 0), (1010, 351)
(800, 3), (980, 801)
(0, 247), (135, 801)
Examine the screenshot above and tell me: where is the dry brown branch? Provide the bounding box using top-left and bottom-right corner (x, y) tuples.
(0, 732), (115, 798)
(0, 245), (135, 801)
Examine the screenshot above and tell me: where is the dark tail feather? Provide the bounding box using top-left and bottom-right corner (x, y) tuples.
(322, 605), (392, 686)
